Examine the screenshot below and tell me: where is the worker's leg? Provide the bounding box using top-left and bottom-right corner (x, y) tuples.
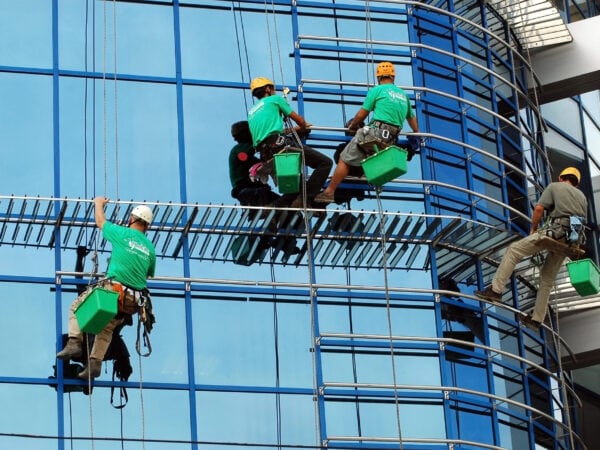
(491, 233), (541, 293)
(90, 316), (125, 361)
(314, 136), (364, 203)
(57, 289), (90, 360)
(298, 145), (332, 199)
(531, 252), (565, 323)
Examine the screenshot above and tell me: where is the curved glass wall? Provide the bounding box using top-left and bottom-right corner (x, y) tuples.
(0, 1), (597, 450)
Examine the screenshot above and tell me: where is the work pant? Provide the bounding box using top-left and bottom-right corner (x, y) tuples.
(491, 232), (565, 323)
(293, 144), (333, 198)
(258, 134), (332, 200)
(340, 126), (397, 166)
(67, 280), (130, 361)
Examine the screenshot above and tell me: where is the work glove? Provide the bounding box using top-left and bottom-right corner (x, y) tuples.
(406, 135), (421, 162)
(249, 162), (269, 184)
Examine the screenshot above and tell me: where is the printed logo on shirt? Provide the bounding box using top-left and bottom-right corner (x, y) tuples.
(388, 90), (406, 102)
(248, 102), (265, 117)
(129, 240), (151, 257)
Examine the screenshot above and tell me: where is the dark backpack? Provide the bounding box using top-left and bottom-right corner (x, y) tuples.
(50, 331), (133, 407)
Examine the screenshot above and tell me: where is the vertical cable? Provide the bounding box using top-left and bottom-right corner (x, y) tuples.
(113, 0), (120, 204)
(375, 192), (404, 449)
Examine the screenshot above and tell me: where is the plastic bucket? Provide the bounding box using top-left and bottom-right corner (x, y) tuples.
(567, 258), (600, 296)
(75, 287), (119, 334)
(274, 153), (301, 194)
(361, 145), (407, 187)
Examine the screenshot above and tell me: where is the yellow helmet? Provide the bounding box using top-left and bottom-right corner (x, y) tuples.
(559, 167), (581, 183)
(376, 62), (395, 78)
(250, 77), (274, 92)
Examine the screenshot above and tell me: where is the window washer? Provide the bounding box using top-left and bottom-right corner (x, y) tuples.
(57, 197), (156, 379)
(247, 77), (332, 208)
(228, 120), (300, 258)
(475, 167), (587, 331)
(314, 61), (420, 204)
(229, 120), (283, 208)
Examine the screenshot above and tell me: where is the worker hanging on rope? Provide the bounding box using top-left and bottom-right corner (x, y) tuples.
(229, 120), (294, 208)
(247, 77), (333, 209)
(314, 61), (420, 204)
(57, 197), (157, 379)
(475, 167), (587, 331)
(228, 120), (300, 258)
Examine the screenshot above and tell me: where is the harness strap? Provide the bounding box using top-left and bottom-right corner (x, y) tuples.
(371, 120), (400, 140)
(110, 367), (129, 409)
(135, 292), (154, 357)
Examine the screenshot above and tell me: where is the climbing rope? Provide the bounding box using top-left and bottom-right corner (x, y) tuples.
(374, 191), (405, 449)
(262, 0), (286, 86)
(269, 262), (283, 448)
(364, 1), (376, 86)
(231, 1), (251, 112)
(138, 350), (147, 450)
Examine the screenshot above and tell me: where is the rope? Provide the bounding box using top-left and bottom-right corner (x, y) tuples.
(262, 0), (278, 84)
(269, 262), (283, 448)
(375, 190), (404, 449)
(364, 1), (375, 86)
(512, 1), (574, 445)
(231, 1), (251, 113)
(332, 5), (349, 125)
(138, 351), (147, 450)
(545, 282), (576, 449)
(85, 334), (96, 450)
(281, 114), (322, 449)
(102, 0), (108, 197)
(113, 0), (120, 204)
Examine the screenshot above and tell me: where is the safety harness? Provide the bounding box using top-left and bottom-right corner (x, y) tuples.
(544, 215), (586, 246)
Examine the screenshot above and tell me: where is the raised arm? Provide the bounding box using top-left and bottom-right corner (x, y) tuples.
(93, 196), (109, 230)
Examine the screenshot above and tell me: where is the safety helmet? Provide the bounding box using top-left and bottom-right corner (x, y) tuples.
(376, 62), (395, 78)
(131, 205), (153, 225)
(559, 167), (581, 183)
(250, 77), (274, 93)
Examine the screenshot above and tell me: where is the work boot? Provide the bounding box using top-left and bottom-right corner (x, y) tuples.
(519, 314), (541, 332)
(474, 286), (502, 303)
(314, 191), (335, 204)
(78, 358), (103, 380)
(56, 338), (82, 361)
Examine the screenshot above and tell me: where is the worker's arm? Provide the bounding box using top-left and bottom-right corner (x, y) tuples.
(530, 204), (545, 234)
(94, 196), (109, 230)
(288, 111), (307, 132)
(348, 109), (370, 132)
(407, 116), (419, 133)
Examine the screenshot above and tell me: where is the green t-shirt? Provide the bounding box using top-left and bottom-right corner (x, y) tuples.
(247, 95), (293, 146)
(362, 83), (414, 127)
(229, 142), (259, 189)
(103, 221), (156, 290)
(538, 181), (587, 220)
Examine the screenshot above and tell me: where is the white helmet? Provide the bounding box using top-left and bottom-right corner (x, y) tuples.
(131, 205), (153, 225)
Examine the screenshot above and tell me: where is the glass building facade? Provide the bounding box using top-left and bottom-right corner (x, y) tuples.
(1, 1), (599, 449)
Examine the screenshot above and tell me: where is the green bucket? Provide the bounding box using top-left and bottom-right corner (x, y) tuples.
(75, 287), (119, 334)
(274, 152), (301, 194)
(567, 258), (600, 296)
(361, 145), (408, 187)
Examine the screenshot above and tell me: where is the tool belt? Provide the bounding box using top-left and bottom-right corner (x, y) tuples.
(100, 279), (141, 315)
(257, 133), (288, 161)
(371, 120), (400, 143)
(544, 215), (585, 245)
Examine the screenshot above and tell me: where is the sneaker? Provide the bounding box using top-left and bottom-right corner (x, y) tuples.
(519, 315), (541, 332)
(78, 358), (102, 379)
(56, 338), (82, 360)
(314, 191), (335, 204)
(474, 286), (502, 303)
